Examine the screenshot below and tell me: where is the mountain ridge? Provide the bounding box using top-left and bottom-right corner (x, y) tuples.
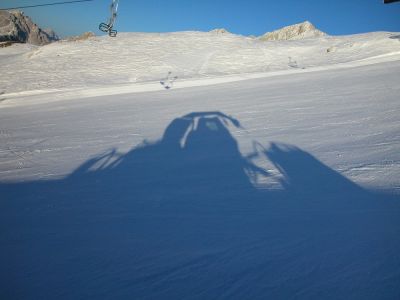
(0, 10), (59, 46)
(260, 21), (327, 41)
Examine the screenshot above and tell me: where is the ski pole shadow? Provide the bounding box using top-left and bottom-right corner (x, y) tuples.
(1, 111), (399, 300)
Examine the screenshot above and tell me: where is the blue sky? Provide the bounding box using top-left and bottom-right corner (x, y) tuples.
(2, 0), (400, 37)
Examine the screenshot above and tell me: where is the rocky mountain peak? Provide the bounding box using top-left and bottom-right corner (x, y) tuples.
(209, 28), (231, 35)
(0, 10), (59, 46)
(260, 21), (327, 41)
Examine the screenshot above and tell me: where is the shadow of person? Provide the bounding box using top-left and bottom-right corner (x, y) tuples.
(265, 142), (368, 202)
(1, 111), (399, 300)
(64, 112), (267, 205)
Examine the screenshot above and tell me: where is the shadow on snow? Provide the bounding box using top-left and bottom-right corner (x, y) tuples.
(389, 34), (400, 41)
(1, 111), (400, 299)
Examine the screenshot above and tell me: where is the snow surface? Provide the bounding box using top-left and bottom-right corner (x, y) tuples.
(1, 31), (400, 96)
(1, 31), (400, 299)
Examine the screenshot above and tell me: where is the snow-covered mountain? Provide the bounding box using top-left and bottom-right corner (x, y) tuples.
(0, 10), (59, 46)
(260, 21), (327, 41)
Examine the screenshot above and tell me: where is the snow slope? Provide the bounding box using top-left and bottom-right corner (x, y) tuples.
(0, 30), (400, 299)
(1, 30), (400, 97)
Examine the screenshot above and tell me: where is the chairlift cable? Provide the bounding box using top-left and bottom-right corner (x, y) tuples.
(0, 0), (95, 11)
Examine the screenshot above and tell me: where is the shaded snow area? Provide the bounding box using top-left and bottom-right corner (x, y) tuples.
(1, 31), (400, 299)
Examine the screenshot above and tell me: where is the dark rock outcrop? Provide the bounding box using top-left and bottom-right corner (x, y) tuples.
(0, 10), (59, 45)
